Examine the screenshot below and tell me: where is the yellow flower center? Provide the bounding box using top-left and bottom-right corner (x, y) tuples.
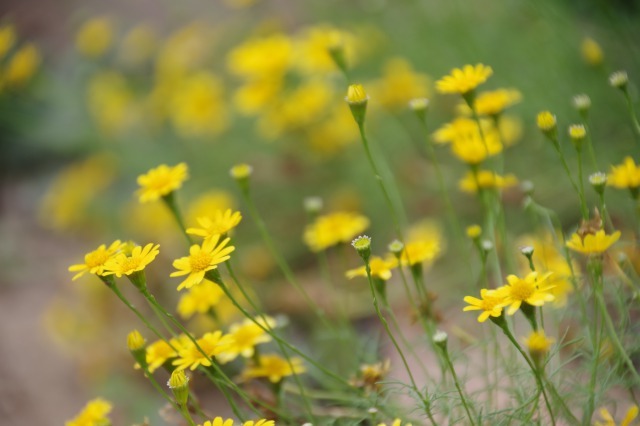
(481, 294), (503, 311)
(510, 279), (535, 301)
(190, 251), (213, 272)
(119, 257), (141, 273)
(85, 249), (109, 268)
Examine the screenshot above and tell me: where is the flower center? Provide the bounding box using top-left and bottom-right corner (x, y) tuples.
(510, 279), (535, 301)
(190, 251), (213, 272)
(86, 249), (109, 268)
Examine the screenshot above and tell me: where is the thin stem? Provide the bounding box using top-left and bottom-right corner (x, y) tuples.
(440, 346), (476, 426)
(162, 192), (193, 245)
(550, 139), (589, 220)
(623, 90), (640, 142)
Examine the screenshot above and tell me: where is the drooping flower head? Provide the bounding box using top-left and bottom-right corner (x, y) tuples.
(566, 229), (621, 255)
(68, 240), (125, 281)
(171, 235), (235, 290)
(503, 271), (555, 315)
(436, 63), (492, 95)
(136, 163), (189, 203)
(607, 157), (640, 192)
(524, 330), (554, 359)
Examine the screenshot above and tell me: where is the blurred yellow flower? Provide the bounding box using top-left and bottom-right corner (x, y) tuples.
(566, 229), (621, 255)
(227, 34), (293, 79)
(4, 43), (40, 87)
(294, 25), (356, 74)
(434, 117), (504, 163)
(244, 354), (305, 383)
(581, 37), (604, 66)
(458, 170), (518, 193)
(187, 190), (236, 226)
(369, 57), (431, 110)
(595, 405), (639, 426)
(303, 211), (370, 252)
(524, 330), (554, 357)
(76, 16), (114, 58)
(177, 280), (225, 319)
(171, 235), (235, 290)
(119, 23), (157, 67)
(145, 336), (190, 372)
(68, 240), (125, 281)
(201, 418), (274, 426)
(173, 331), (233, 371)
(466, 225), (482, 239)
(136, 163), (189, 203)
(0, 24), (16, 59)
(87, 71), (138, 136)
(462, 88), (522, 117)
(217, 317), (275, 363)
(102, 243), (160, 277)
(169, 71), (229, 138)
(233, 78), (282, 115)
(536, 110), (556, 132)
(346, 83), (368, 104)
(65, 398), (112, 426)
(346, 256), (398, 280)
(307, 104), (359, 155)
(436, 63), (492, 95)
(378, 420), (411, 426)
(400, 240), (440, 267)
(608, 157), (640, 190)
(155, 22), (213, 81)
(39, 154), (116, 231)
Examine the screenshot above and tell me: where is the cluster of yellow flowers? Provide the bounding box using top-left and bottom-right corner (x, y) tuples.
(0, 23), (41, 91)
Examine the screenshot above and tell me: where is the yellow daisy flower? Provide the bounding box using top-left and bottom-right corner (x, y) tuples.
(68, 240), (125, 280)
(566, 229), (621, 255)
(173, 331), (233, 371)
(171, 235), (235, 291)
(200, 418), (275, 426)
(187, 209), (243, 240)
(244, 354), (305, 383)
(377, 420), (411, 426)
(346, 256), (398, 281)
(595, 405), (639, 426)
(436, 63), (493, 95)
(607, 157), (640, 190)
(136, 163), (189, 203)
(102, 243), (160, 277)
(144, 335), (190, 373)
(177, 280), (225, 319)
(466, 88), (522, 117)
(76, 16), (113, 58)
(463, 287), (508, 322)
(458, 170), (518, 193)
(65, 398), (112, 426)
(303, 211), (370, 252)
(400, 240), (440, 266)
(503, 272), (555, 315)
(217, 317), (275, 363)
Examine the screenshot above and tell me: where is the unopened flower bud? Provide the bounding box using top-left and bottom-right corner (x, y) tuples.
(168, 370), (190, 406)
(433, 330), (448, 350)
(409, 97), (429, 123)
(230, 163), (252, 194)
(352, 235), (371, 262)
(127, 330), (147, 368)
(466, 225), (482, 240)
(568, 124), (586, 151)
(573, 94), (591, 116)
(345, 84), (368, 127)
(589, 172), (607, 195)
(303, 196), (323, 215)
(609, 70), (628, 90)
(537, 111), (557, 137)
(388, 239), (404, 257)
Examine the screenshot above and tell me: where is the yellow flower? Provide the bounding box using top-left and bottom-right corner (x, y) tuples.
(466, 225), (482, 239)
(76, 16), (114, 58)
(171, 235), (235, 290)
(303, 211), (370, 252)
(581, 37), (604, 66)
(169, 71), (229, 138)
(463, 288), (508, 322)
(307, 105), (359, 156)
(200, 418), (275, 426)
(433, 117), (503, 164)
(136, 163), (189, 203)
(536, 111), (556, 132)
(569, 124), (587, 141)
(0, 24), (16, 59)
(503, 272), (555, 315)
(227, 34), (293, 79)
(127, 330), (146, 351)
(294, 25), (357, 74)
(87, 71), (138, 136)
(217, 317), (275, 363)
(173, 331), (233, 371)
(187, 190), (236, 225)
(145, 336), (190, 373)
(369, 57), (431, 110)
(244, 354), (305, 383)
(459, 170), (518, 193)
(345, 83), (368, 104)
(378, 420), (411, 426)
(400, 240), (440, 266)
(436, 63), (492, 95)
(65, 398), (112, 426)
(177, 280), (225, 319)
(465, 88), (522, 116)
(608, 157), (640, 189)
(595, 405), (639, 426)
(566, 229), (621, 255)
(187, 209), (243, 240)
(68, 240), (126, 281)
(102, 243), (160, 277)
(524, 330), (554, 357)
(230, 163), (253, 180)
(233, 77), (282, 115)
(346, 256), (398, 280)
(4, 43), (40, 87)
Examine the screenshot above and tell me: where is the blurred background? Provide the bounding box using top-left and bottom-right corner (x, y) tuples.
(1, 0), (639, 424)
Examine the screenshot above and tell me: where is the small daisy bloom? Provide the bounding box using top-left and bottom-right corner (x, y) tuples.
(68, 240), (125, 280)
(187, 209), (242, 240)
(171, 235), (235, 290)
(566, 229), (621, 255)
(136, 163), (189, 203)
(102, 243), (160, 277)
(463, 287), (508, 322)
(436, 63), (493, 95)
(503, 271), (555, 315)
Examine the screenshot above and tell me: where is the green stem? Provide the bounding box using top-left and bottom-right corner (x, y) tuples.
(550, 139), (589, 220)
(162, 191), (193, 245)
(363, 258), (436, 424)
(623, 89), (640, 142)
(440, 346), (476, 426)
